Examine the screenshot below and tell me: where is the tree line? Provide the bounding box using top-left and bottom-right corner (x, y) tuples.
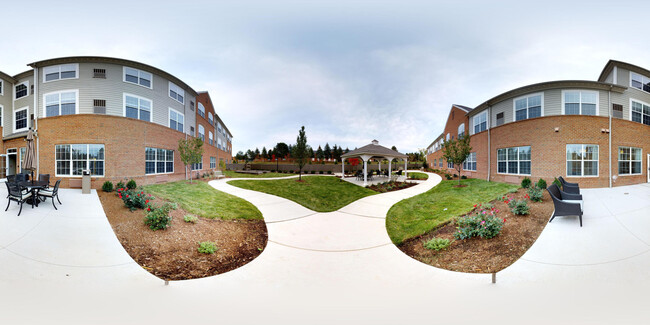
(235, 142), (351, 162)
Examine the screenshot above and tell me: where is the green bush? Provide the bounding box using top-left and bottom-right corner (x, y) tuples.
(527, 186), (543, 202)
(521, 177), (531, 188)
(119, 189), (153, 211)
(116, 181), (126, 190)
(126, 179), (137, 190)
(102, 181), (114, 192)
(453, 174), (458, 178)
(454, 207), (504, 240)
(197, 241), (218, 254)
(144, 203), (175, 230)
(311, 170), (316, 174)
(184, 215), (199, 223)
(319, 171), (324, 174)
(423, 237), (451, 251)
(536, 178), (547, 189)
(461, 175), (467, 179)
(445, 174), (452, 180)
(327, 170), (332, 175)
(506, 197), (529, 215)
(553, 177), (562, 188)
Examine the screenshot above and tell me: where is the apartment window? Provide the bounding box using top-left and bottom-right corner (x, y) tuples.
(145, 147), (174, 175)
(15, 81), (28, 99)
(198, 125), (205, 141)
(217, 138), (222, 150)
(217, 122), (223, 135)
(93, 99), (106, 114)
(208, 112), (214, 125)
(631, 100), (650, 125)
(44, 90), (78, 117)
(612, 104), (623, 119)
(210, 157), (216, 169)
(124, 94), (151, 122)
(566, 144), (598, 177)
(209, 131), (214, 145)
(192, 156), (203, 170)
(0, 80), (3, 95)
(190, 101), (194, 111)
(473, 110), (488, 134)
(514, 93), (542, 121)
(190, 126), (195, 136)
(93, 69), (106, 79)
(43, 64), (78, 82)
(55, 144), (105, 176)
(169, 108), (184, 132)
(458, 123), (465, 138)
(563, 90), (598, 115)
(630, 72), (650, 93)
(496, 112), (504, 126)
(169, 82), (184, 104)
(14, 107), (29, 133)
(497, 146), (531, 175)
(198, 102), (205, 118)
(123, 67), (152, 88)
(463, 152), (476, 171)
(618, 147), (642, 175)
(438, 159), (443, 168)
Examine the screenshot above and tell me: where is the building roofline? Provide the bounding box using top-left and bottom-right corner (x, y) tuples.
(27, 56), (198, 97)
(452, 104), (473, 112)
(598, 59), (650, 83)
(426, 133), (444, 150)
(0, 70), (16, 83)
(13, 69), (34, 81)
(197, 91), (233, 137)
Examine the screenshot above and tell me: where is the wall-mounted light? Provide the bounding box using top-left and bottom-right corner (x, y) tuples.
(554, 127), (559, 132)
(601, 128), (610, 133)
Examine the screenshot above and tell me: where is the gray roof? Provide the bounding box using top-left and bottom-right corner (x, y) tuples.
(453, 104), (473, 112)
(341, 140), (407, 159)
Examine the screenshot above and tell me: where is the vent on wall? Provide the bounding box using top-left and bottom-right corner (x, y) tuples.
(93, 69), (106, 79)
(496, 112), (504, 126)
(93, 99), (106, 114)
(613, 104), (623, 119)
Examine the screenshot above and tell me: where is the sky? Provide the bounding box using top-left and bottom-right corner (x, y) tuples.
(2, 0), (650, 153)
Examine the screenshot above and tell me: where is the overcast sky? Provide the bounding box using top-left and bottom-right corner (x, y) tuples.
(2, 0), (650, 153)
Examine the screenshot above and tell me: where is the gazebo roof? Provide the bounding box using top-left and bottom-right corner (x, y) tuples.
(341, 140), (407, 159)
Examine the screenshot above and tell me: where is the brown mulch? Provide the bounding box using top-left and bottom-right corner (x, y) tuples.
(398, 187), (554, 274)
(97, 191), (268, 281)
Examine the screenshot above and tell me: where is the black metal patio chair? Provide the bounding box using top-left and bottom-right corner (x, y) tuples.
(547, 184), (583, 227)
(6, 175), (16, 183)
(38, 180), (62, 210)
(38, 174), (51, 189)
(5, 181), (33, 216)
(558, 176), (581, 194)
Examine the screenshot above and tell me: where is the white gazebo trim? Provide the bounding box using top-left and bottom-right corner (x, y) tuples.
(341, 140), (408, 186)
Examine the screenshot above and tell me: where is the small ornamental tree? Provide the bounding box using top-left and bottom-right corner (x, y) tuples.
(442, 135), (472, 186)
(178, 138), (204, 183)
(292, 126), (309, 181)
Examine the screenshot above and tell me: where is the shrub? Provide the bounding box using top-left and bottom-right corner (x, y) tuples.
(184, 215), (199, 223)
(453, 174), (458, 178)
(553, 177), (562, 188)
(327, 170), (332, 174)
(119, 189), (153, 211)
(197, 241), (218, 254)
(311, 170), (316, 174)
(319, 171), (324, 174)
(536, 178), (547, 189)
(116, 181), (126, 190)
(504, 196), (529, 215)
(126, 179), (137, 190)
(521, 177), (531, 188)
(454, 207), (504, 240)
(461, 175), (467, 179)
(445, 174), (452, 180)
(144, 203), (175, 230)
(102, 181), (114, 192)
(527, 186), (543, 202)
(423, 237), (451, 251)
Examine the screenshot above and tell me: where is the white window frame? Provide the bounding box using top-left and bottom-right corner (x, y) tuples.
(55, 144), (105, 177)
(209, 131), (214, 145)
(43, 64), (79, 83)
(472, 110), (488, 134)
(458, 123), (465, 138)
(123, 93), (152, 122)
(198, 124), (205, 141)
(14, 106), (29, 133)
(0, 80), (3, 96)
(513, 92), (544, 121)
(618, 146), (642, 176)
(122, 67), (153, 89)
(629, 98), (650, 125)
(566, 144), (599, 177)
(630, 71), (650, 94)
(208, 112), (214, 125)
(14, 81), (29, 100)
(198, 102), (206, 118)
(210, 157), (217, 169)
(0, 104), (3, 128)
(145, 147), (174, 175)
(168, 82), (185, 104)
(497, 146), (532, 176)
(463, 152), (476, 171)
(43, 89), (79, 117)
(561, 90), (599, 116)
(168, 107), (184, 132)
(192, 155), (203, 170)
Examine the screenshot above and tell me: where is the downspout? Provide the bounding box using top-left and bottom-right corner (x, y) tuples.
(34, 67), (39, 176)
(608, 87), (612, 188)
(487, 105), (491, 182)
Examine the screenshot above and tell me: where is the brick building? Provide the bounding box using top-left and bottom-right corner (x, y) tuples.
(0, 56), (233, 188)
(426, 60), (650, 188)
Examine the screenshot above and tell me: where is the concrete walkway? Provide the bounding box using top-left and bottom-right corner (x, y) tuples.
(1, 174), (650, 324)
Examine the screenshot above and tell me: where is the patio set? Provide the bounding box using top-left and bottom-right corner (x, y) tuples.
(354, 169), (404, 182)
(5, 173), (62, 216)
(547, 176), (584, 227)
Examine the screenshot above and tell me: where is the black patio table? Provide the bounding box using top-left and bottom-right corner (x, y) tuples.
(16, 180), (49, 207)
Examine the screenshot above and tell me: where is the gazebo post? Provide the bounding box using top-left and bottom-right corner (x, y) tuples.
(404, 158), (408, 179)
(360, 154), (372, 186)
(388, 158), (392, 178)
(341, 158), (345, 178)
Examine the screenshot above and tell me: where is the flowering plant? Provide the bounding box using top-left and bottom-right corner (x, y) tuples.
(504, 195), (529, 215)
(118, 188), (154, 211)
(454, 204), (505, 240)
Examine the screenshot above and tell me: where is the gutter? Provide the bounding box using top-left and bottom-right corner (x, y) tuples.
(487, 105), (491, 182)
(608, 87), (612, 188)
(34, 67), (39, 176)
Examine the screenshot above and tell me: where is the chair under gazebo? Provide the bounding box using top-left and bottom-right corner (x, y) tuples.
(341, 140), (408, 186)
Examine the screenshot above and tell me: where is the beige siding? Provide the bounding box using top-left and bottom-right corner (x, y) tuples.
(8, 75), (34, 137)
(0, 76), (13, 133)
(607, 67), (650, 121)
(617, 67), (629, 87)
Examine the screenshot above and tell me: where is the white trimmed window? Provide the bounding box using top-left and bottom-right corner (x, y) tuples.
(192, 156), (203, 170)
(209, 131), (214, 145)
(630, 72), (650, 93)
(169, 108), (184, 132)
(169, 82), (184, 104)
(458, 123), (465, 138)
(123, 67), (152, 88)
(514, 93), (543, 121)
(208, 112), (214, 125)
(210, 157), (216, 169)
(0, 105), (3, 127)
(497, 146), (531, 175)
(145, 147), (174, 175)
(0, 80), (3, 95)
(124, 94), (151, 122)
(15, 81), (29, 99)
(14, 107), (29, 133)
(44, 90), (78, 117)
(198, 125), (205, 141)
(631, 99), (650, 126)
(447, 160), (453, 169)
(218, 122), (223, 135)
(55, 144), (105, 176)
(563, 90), (598, 115)
(473, 110), (488, 134)
(43, 64), (78, 82)
(198, 102), (205, 118)
(618, 147), (642, 175)
(567, 144), (598, 177)
(218, 138), (222, 150)
(463, 152), (476, 171)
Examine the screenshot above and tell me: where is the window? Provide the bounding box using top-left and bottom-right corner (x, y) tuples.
(566, 144), (598, 177)
(93, 69), (106, 79)
(208, 112), (214, 125)
(446, 133), (450, 141)
(618, 147), (642, 175)
(514, 93), (542, 121)
(217, 138), (222, 150)
(613, 104), (623, 119)
(169, 82), (184, 104)
(190, 126), (195, 136)
(145, 147), (174, 175)
(124, 94), (151, 121)
(631, 100), (650, 125)
(458, 123), (465, 138)
(55, 144), (105, 176)
(497, 146), (531, 175)
(14, 107), (28, 133)
(463, 152), (476, 171)
(217, 122), (223, 135)
(94, 99), (106, 114)
(210, 157), (216, 169)
(630, 72), (650, 93)
(169, 108), (184, 132)
(190, 101), (194, 111)
(439, 159), (443, 168)
(198, 125), (205, 141)
(0, 80), (3, 95)
(496, 112), (504, 126)
(209, 131), (214, 145)
(15, 81), (28, 99)
(447, 160), (453, 169)
(0, 105), (3, 127)
(44, 90), (78, 117)
(192, 156), (203, 170)
(198, 102), (205, 118)
(123, 67), (152, 88)
(43, 64), (78, 82)
(20, 147), (25, 173)
(473, 110), (487, 134)
(563, 90), (598, 115)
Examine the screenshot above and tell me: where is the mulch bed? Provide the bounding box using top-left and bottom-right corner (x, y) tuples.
(367, 181), (418, 193)
(398, 187), (553, 273)
(97, 190), (268, 281)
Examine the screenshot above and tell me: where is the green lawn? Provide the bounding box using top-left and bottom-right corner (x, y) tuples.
(407, 172), (429, 180)
(228, 176), (377, 212)
(386, 179), (518, 245)
(144, 181), (262, 220)
(223, 170), (296, 178)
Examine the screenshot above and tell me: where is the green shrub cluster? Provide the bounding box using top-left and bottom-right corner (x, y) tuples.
(423, 237), (451, 251)
(118, 188), (153, 211)
(197, 241), (218, 254)
(504, 196), (529, 215)
(527, 186), (543, 202)
(454, 206), (504, 240)
(102, 181), (114, 192)
(536, 178), (547, 189)
(144, 203), (176, 231)
(521, 177), (531, 188)
(116, 181), (126, 190)
(126, 179), (137, 190)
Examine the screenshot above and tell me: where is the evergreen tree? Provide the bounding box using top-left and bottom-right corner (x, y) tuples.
(309, 146), (315, 158)
(316, 145), (324, 160)
(261, 147), (268, 159)
(254, 148), (260, 158)
(324, 143), (332, 159)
